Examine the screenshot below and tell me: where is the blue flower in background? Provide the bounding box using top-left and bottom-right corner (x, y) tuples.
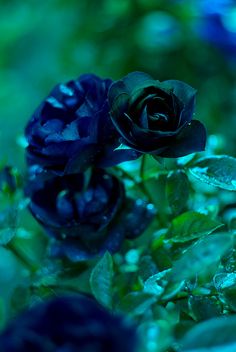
(198, 0), (233, 14)
(0, 295), (138, 352)
(197, 0), (236, 58)
(109, 71), (206, 158)
(26, 169), (155, 261)
(25, 74), (139, 176)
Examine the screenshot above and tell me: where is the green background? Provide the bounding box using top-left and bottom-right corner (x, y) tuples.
(0, 0), (235, 172)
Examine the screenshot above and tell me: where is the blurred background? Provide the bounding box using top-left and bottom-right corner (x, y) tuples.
(0, 0), (236, 171)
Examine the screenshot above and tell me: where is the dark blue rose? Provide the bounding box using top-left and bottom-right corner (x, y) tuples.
(0, 295), (138, 352)
(108, 71), (206, 158)
(25, 74), (139, 176)
(26, 169), (155, 261)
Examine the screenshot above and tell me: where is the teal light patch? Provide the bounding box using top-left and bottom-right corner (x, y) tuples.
(125, 249), (140, 265)
(222, 8), (236, 33)
(136, 11), (180, 49)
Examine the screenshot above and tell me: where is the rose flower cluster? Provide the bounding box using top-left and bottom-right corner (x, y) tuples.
(25, 71), (206, 262)
(0, 71), (206, 352)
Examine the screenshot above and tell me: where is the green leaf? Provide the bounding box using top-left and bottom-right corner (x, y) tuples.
(214, 273), (236, 312)
(162, 280), (185, 301)
(181, 315), (236, 351)
(168, 211), (223, 243)
(166, 170), (190, 215)
(189, 155), (236, 191)
(138, 255), (158, 282)
(144, 269), (184, 300)
(171, 234), (233, 282)
(222, 286), (236, 312)
(144, 270), (171, 297)
(0, 228), (15, 245)
(214, 273), (236, 291)
(89, 252), (113, 309)
(10, 286), (31, 312)
(152, 154), (166, 165)
(117, 292), (156, 316)
(188, 296), (222, 321)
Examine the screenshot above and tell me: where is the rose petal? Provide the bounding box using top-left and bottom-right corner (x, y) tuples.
(98, 147), (141, 167)
(64, 143), (101, 174)
(162, 80), (197, 123)
(122, 71), (154, 94)
(51, 83), (81, 110)
(26, 140), (100, 175)
(129, 83), (170, 110)
(156, 120), (207, 158)
(110, 93), (130, 119)
(109, 72), (154, 109)
(108, 80), (129, 107)
(111, 108), (184, 153)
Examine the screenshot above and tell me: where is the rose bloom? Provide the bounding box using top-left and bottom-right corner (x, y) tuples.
(0, 295), (138, 352)
(26, 169), (155, 261)
(25, 74), (139, 176)
(108, 71), (206, 158)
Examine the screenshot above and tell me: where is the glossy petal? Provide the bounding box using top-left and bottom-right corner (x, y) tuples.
(111, 109), (184, 153)
(163, 79), (197, 123)
(109, 72), (153, 108)
(156, 120), (207, 158)
(97, 145), (141, 168)
(51, 83), (82, 110)
(26, 140), (101, 175)
(63, 143), (101, 174)
(109, 92), (130, 121)
(122, 71), (154, 94)
(128, 83), (170, 112)
(108, 80), (129, 108)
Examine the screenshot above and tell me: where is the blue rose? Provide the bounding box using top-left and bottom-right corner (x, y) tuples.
(26, 169), (155, 261)
(108, 71), (206, 158)
(25, 74), (139, 176)
(197, 7), (236, 58)
(0, 295), (138, 352)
